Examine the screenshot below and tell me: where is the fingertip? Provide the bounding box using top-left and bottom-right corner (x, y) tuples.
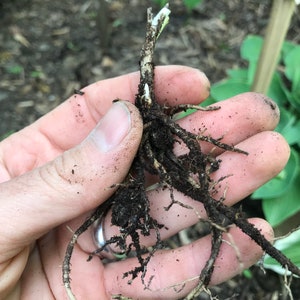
(242, 131), (290, 183)
(248, 217), (274, 242)
(210, 217), (274, 285)
(154, 65), (211, 105)
(81, 65), (211, 123)
(123, 100), (143, 132)
(266, 131), (290, 172)
(228, 92), (280, 129)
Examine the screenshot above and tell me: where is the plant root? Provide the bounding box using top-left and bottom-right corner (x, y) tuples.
(62, 5), (300, 299)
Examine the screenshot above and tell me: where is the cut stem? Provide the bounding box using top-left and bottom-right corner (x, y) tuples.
(136, 4), (170, 109)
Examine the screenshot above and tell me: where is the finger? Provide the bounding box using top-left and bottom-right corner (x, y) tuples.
(104, 218), (273, 299)
(0, 102), (142, 257)
(96, 131), (288, 249)
(37, 66), (209, 151)
(210, 131), (290, 203)
(175, 92), (280, 156)
(144, 92), (280, 188)
(0, 66), (210, 181)
(82, 65), (210, 108)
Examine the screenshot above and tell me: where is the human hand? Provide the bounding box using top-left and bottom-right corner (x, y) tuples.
(0, 66), (289, 299)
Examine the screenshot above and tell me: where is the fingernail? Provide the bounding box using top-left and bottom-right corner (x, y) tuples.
(90, 102), (131, 152)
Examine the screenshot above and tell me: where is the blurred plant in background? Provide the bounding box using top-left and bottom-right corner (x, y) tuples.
(202, 0), (300, 276)
(206, 34), (300, 275)
(153, 0), (204, 12)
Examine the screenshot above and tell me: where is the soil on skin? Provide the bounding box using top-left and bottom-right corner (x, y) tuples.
(1, 0), (300, 299)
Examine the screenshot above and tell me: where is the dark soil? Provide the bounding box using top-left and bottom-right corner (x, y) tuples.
(1, 1), (300, 299)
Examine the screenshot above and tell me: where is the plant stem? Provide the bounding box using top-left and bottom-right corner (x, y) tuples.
(136, 5), (170, 109)
(251, 0), (296, 94)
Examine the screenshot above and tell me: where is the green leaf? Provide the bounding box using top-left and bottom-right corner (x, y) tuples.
(183, 0), (203, 11)
(267, 72), (289, 107)
(281, 40), (297, 60)
(261, 167), (300, 227)
(6, 64), (23, 75)
(281, 120), (300, 146)
(252, 148), (299, 200)
(201, 95), (217, 107)
(153, 0), (168, 7)
(240, 35), (263, 62)
(210, 80), (250, 101)
(284, 46), (300, 83)
(240, 35), (263, 84)
(264, 228), (300, 275)
(275, 108), (300, 146)
(288, 92), (300, 112)
(283, 46), (300, 111)
(226, 69), (248, 82)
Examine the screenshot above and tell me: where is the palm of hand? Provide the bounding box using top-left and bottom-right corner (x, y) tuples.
(0, 66), (288, 299)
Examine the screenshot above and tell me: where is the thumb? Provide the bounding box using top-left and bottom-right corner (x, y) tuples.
(0, 101), (143, 250)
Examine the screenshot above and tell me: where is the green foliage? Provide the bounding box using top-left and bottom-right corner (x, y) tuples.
(183, 0), (204, 11)
(153, 0), (204, 11)
(5, 64), (23, 75)
(30, 70), (45, 79)
(207, 35), (300, 274)
(263, 228), (300, 276)
(153, 0), (168, 7)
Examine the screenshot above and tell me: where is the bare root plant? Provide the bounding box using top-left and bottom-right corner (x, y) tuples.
(62, 5), (300, 300)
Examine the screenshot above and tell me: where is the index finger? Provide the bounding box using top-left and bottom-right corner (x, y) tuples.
(0, 66), (209, 179)
(36, 65), (210, 151)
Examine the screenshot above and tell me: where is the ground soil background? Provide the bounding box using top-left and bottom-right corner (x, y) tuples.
(1, 0), (300, 299)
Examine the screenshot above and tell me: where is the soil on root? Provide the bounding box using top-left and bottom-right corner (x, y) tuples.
(62, 6), (300, 300)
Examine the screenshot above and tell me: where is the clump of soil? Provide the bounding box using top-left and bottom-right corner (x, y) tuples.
(62, 6), (300, 300)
